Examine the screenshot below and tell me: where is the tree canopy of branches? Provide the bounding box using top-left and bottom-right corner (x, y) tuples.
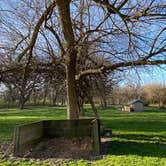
(0, 0), (166, 119)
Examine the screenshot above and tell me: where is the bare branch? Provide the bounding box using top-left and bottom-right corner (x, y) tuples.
(17, 1), (56, 62)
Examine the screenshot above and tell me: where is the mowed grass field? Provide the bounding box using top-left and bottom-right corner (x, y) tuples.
(0, 106), (166, 166)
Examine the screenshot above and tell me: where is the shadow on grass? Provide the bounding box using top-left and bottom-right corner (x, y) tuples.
(108, 141), (166, 158)
(145, 106), (166, 112)
(116, 133), (166, 142)
(102, 119), (166, 132)
(105, 134), (166, 158)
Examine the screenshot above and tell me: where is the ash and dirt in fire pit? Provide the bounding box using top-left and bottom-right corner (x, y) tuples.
(23, 137), (110, 160)
(24, 137), (93, 159)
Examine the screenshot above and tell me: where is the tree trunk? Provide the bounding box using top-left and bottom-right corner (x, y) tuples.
(57, 0), (79, 119)
(19, 97), (26, 109)
(87, 95), (99, 118)
(52, 91), (57, 106)
(66, 56), (79, 119)
(79, 104), (84, 117)
(61, 98), (65, 106)
(42, 87), (47, 105)
(83, 84), (99, 118)
(78, 96), (85, 117)
(31, 90), (37, 105)
(100, 96), (107, 109)
(43, 96), (47, 106)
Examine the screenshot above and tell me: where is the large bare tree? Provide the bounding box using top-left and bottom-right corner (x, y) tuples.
(0, 0), (166, 119)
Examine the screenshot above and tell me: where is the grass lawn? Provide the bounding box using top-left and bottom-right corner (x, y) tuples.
(0, 106), (166, 166)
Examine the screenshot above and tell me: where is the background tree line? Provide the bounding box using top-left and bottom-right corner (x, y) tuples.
(112, 82), (166, 108)
(1, 62), (165, 110)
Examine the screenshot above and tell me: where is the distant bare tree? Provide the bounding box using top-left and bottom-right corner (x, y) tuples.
(0, 62), (42, 109)
(144, 83), (166, 108)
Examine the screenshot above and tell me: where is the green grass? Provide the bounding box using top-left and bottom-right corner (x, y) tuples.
(0, 106), (166, 166)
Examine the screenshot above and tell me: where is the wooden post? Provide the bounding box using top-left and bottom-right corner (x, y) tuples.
(13, 126), (20, 156)
(91, 119), (101, 155)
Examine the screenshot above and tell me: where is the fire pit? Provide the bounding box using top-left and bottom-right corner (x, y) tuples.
(14, 119), (101, 158)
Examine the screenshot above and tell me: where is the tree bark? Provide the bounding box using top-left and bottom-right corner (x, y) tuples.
(19, 97), (26, 109)
(66, 49), (79, 119)
(87, 95), (99, 119)
(57, 0), (79, 119)
(52, 91), (57, 106)
(43, 93), (47, 106)
(82, 80), (99, 118)
(100, 95), (107, 109)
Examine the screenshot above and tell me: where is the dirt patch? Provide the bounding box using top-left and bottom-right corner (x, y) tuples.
(0, 142), (13, 157)
(24, 137), (93, 160)
(0, 137), (111, 163)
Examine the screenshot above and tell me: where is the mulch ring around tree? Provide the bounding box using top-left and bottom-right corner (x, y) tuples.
(0, 137), (111, 163)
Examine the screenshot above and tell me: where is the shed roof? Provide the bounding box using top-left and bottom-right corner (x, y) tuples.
(129, 99), (144, 105)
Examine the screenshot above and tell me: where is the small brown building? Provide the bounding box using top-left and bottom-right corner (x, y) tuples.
(122, 99), (144, 112)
